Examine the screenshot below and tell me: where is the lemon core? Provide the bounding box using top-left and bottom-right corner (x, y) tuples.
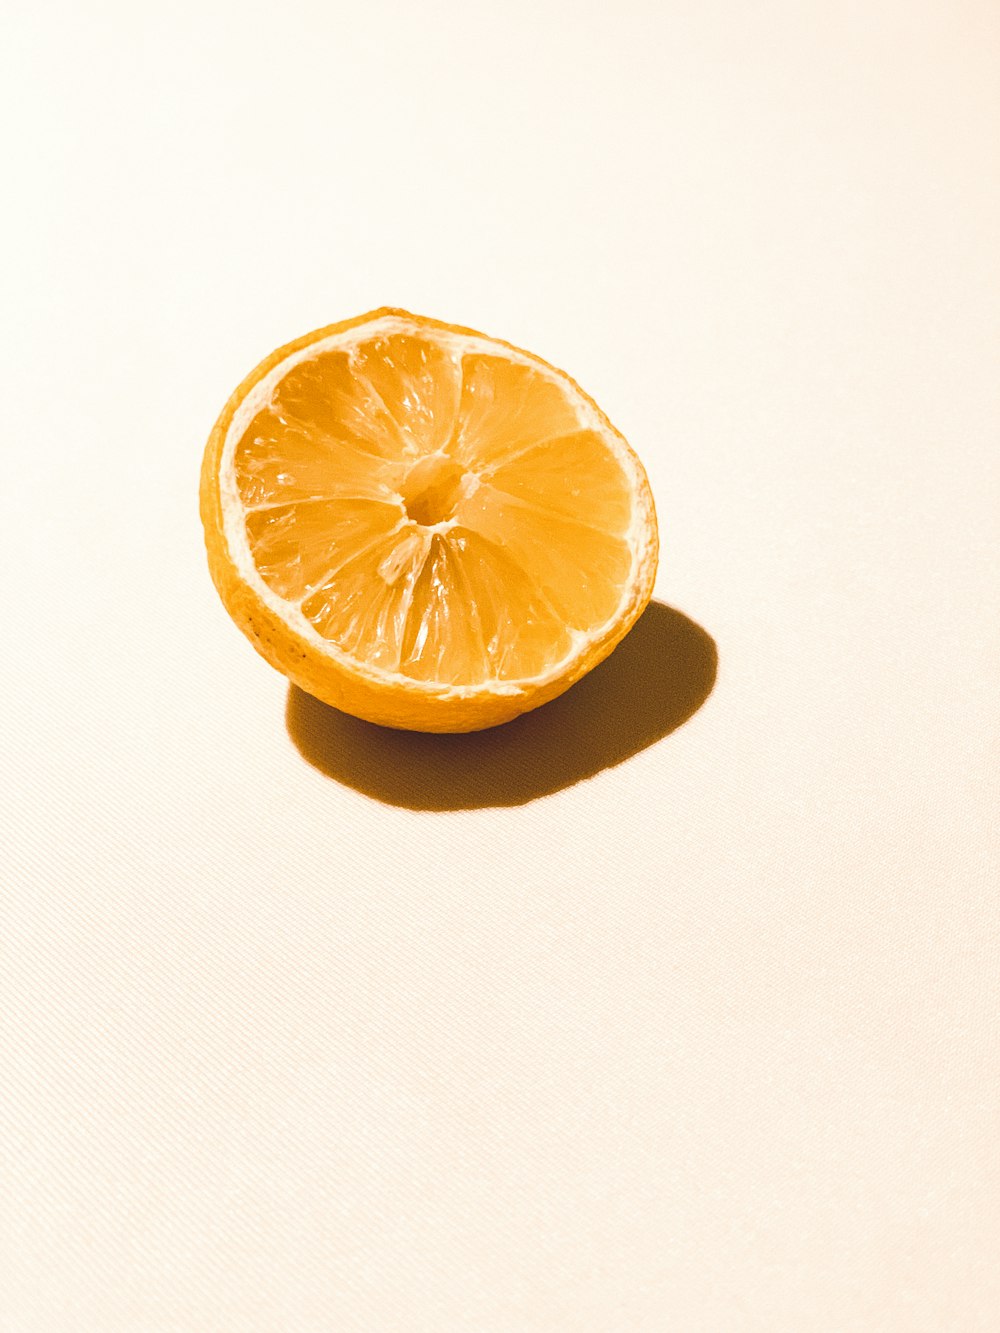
(400, 452), (472, 526)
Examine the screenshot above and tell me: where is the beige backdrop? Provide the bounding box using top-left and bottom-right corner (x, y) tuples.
(2, 0), (999, 1329)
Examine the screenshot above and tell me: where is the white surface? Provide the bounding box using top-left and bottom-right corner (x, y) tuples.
(2, 1), (999, 1329)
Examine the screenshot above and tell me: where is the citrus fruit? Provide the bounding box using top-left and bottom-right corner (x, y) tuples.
(200, 309), (659, 732)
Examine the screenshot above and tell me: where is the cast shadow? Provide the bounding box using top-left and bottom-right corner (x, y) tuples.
(286, 601), (717, 810)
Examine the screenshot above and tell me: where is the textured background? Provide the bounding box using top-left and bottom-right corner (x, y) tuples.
(3, 1), (999, 1328)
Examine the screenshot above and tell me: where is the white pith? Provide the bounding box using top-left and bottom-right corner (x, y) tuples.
(219, 314), (657, 699)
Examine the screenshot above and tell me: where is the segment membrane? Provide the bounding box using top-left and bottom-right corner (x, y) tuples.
(448, 354), (582, 469)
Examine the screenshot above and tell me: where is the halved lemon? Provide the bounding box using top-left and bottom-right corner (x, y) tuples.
(200, 309), (658, 732)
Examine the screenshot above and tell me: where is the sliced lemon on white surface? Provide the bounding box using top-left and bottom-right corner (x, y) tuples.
(200, 309), (658, 732)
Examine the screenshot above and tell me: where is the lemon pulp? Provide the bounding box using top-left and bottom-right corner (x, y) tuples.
(232, 329), (636, 687)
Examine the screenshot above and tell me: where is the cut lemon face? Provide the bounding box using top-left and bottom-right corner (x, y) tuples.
(200, 309), (658, 732)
